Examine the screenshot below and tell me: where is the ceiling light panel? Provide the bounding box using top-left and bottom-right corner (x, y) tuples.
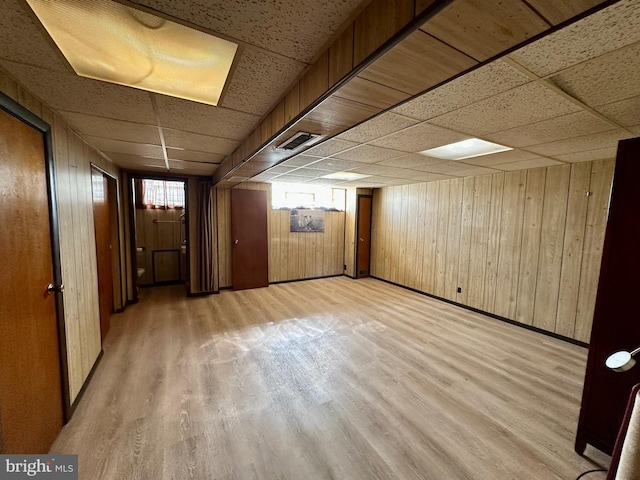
(25, 0), (238, 106)
(420, 138), (512, 160)
(322, 172), (371, 181)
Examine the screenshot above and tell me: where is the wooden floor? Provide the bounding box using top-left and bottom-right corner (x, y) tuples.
(51, 277), (609, 479)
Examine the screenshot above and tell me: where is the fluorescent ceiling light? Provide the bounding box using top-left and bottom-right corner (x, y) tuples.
(419, 138), (512, 160)
(321, 172), (371, 181)
(25, 0), (238, 106)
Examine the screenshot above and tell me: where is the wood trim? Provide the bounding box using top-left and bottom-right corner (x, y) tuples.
(0, 91), (71, 422)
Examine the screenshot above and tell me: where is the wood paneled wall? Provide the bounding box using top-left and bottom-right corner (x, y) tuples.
(1, 67), (125, 404)
(371, 159), (614, 342)
(217, 183), (345, 288)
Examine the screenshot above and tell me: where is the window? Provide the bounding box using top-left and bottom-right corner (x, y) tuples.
(142, 180), (185, 209)
(271, 183), (345, 211)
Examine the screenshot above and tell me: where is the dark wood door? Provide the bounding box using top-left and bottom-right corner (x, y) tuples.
(0, 107), (64, 453)
(356, 195), (372, 278)
(231, 189), (268, 290)
(576, 137), (640, 455)
(92, 168), (113, 342)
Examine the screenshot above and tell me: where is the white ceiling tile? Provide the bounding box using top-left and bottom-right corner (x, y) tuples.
(104, 152), (164, 167)
(595, 95), (640, 127)
(550, 42), (640, 107)
(418, 161), (498, 177)
(485, 111), (616, 148)
(392, 60), (529, 121)
(303, 178), (347, 186)
(369, 123), (469, 152)
(376, 153), (445, 169)
(332, 145), (406, 163)
(350, 164), (419, 178)
(490, 158), (564, 171)
(274, 175), (324, 184)
(220, 47), (304, 115)
(162, 129), (239, 155)
(168, 160), (217, 175)
(305, 158), (363, 171)
(280, 155), (323, 168)
(429, 82), (581, 135)
(524, 129), (633, 157)
(0, 63), (157, 123)
(267, 165), (298, 175)
(88, 137), (163, 158)
(166, 149), (225, 163)
(508, 0), (640, 77)
(286, 168), (334, 178)
(155, 94), (260, 140)
(59, 112), (161, 144)
(552, 147), (619, 163)
(458, 149), (543, 167)
(336, 112), (419, 143)
(629, 125), (640, 135)
(304, 138), (359, 157)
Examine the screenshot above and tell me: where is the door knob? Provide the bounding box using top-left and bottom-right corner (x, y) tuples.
(47, 283), (64, 295)
(359, 238), (364, 241)
(234, 239), (239, 245)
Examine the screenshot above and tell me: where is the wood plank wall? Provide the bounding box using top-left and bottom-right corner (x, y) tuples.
(1, 67), (125, 404)
(370, 159), (614, 342)
(217, 183), (345, 288)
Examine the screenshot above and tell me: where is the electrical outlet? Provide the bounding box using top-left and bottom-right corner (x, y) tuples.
(457, 287), (462, 293)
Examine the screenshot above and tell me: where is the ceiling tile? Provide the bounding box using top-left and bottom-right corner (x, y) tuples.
(392, 60), (529, 121)
(550, 42), (640, 107)
(267, 165), (298, 175)
(280, 155), (323, 168)
(429, 82), (581, 135)
(285, 168), (334, 178)
(485, 111), (615, 148)
(104, 152), (164, 168)
(88, 137), (163, 158)
(508, 0), (640, 77)
(595, 95), (640, 127)
(155, 94), (260, 140)
(419, 162), (499, 177)
(304, 138), (359, 157)
(303, 178), (347, 186)
(376, 153), (445, 169)
(351, 164), (419, 177)
(250, 172), (279, 182)
(421, 0), (549, 61)
(359, 30), (477, 95)
(407, 172), (459, 182)
(457, 149), (544, 167)
(490, 157), (564, 171)
(166, 149), (225, 164)
(162, 129), (239, 155)
(332, 145), (406, 163)
(273, 175), (321, 184)
(336, 113), (419, 143)
(168, 160), (217, 175)
(629, 125), (640, 135)
(369, 122), (468, 152)
(305, 158), (364, 171)
(0, 63), (157, 123)
(59, 112), (161, 144)
(525, 130), (633, 157)
(134, 0), (365, 63)
(552, 146), (619, 163)
(220, 47), (303, 115)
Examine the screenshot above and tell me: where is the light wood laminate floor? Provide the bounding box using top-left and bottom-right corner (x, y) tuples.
(51, 277), (609, 479)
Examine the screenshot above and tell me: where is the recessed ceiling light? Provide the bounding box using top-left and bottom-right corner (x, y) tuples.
(419, 138), (512, 160)
(25, 0), (238, 106)
(321, 172), (371, 181)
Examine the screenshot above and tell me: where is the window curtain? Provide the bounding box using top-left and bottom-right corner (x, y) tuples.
(142, 180), (185, 208)
(197, 179), (214, 292)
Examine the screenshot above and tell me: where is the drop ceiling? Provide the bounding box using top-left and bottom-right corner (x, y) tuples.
(0, 0), (638, 183)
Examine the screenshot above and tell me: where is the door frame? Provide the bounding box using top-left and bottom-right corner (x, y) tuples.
(355, 194), (373, 279)
(127, 173), (190, 303)
(0, 92), (71, 420)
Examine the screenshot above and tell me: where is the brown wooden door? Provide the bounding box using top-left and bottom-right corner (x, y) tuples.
(0, 107), (64, 453)
(92, 168), (113, 342)
(231, 189), (268, 290)
(356, 195), (372, 278)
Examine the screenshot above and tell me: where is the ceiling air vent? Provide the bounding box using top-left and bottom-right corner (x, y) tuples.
(275, 132), (318, 151)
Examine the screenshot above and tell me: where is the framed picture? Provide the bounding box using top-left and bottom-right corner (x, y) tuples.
(290, 209), (325, 232)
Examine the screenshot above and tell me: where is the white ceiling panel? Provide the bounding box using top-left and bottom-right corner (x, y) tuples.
(285, 168), (334, 178)
(489, 157), (564, 171)
(629, 125), (640, 135)
(420, 162), (499, 177)
(376, 153), (445, 169)
(162, 129), (239, 155)
(166, 149), (225, 164)
(350, 164), (421, 178)
(303, 178), (347, 186)
(168, 160), (217, 175)
(155, 94), (260, 140)
(332, 145), (406, 163)
(304, 158), (364, 171)
(595, 95), (640, 127)
(304, 138), (360, 157)
(336, 112), (419, 143)
(485, 111), (616, 148)
(104, 152), (165, 167)
(552, 146), (619, 163)
(280, 155), (324, 168)
(392, 60), (529, 121)
(88, 137), (163, 158)
(273, 174), (322, 184)
(369, 123), (469, 153)
(429, 82), (582, 135)
(525, 130), (633, 157)
(550, 42), (640, 107)
(60, 112), (161, 145)
(508, 0), (640, 77)
(458, 149), (545, 167)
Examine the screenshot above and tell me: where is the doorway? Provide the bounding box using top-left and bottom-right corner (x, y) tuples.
(356, 194), (372, 278)
(0, 93), (67, 453)
(130, 176), (189, 300)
